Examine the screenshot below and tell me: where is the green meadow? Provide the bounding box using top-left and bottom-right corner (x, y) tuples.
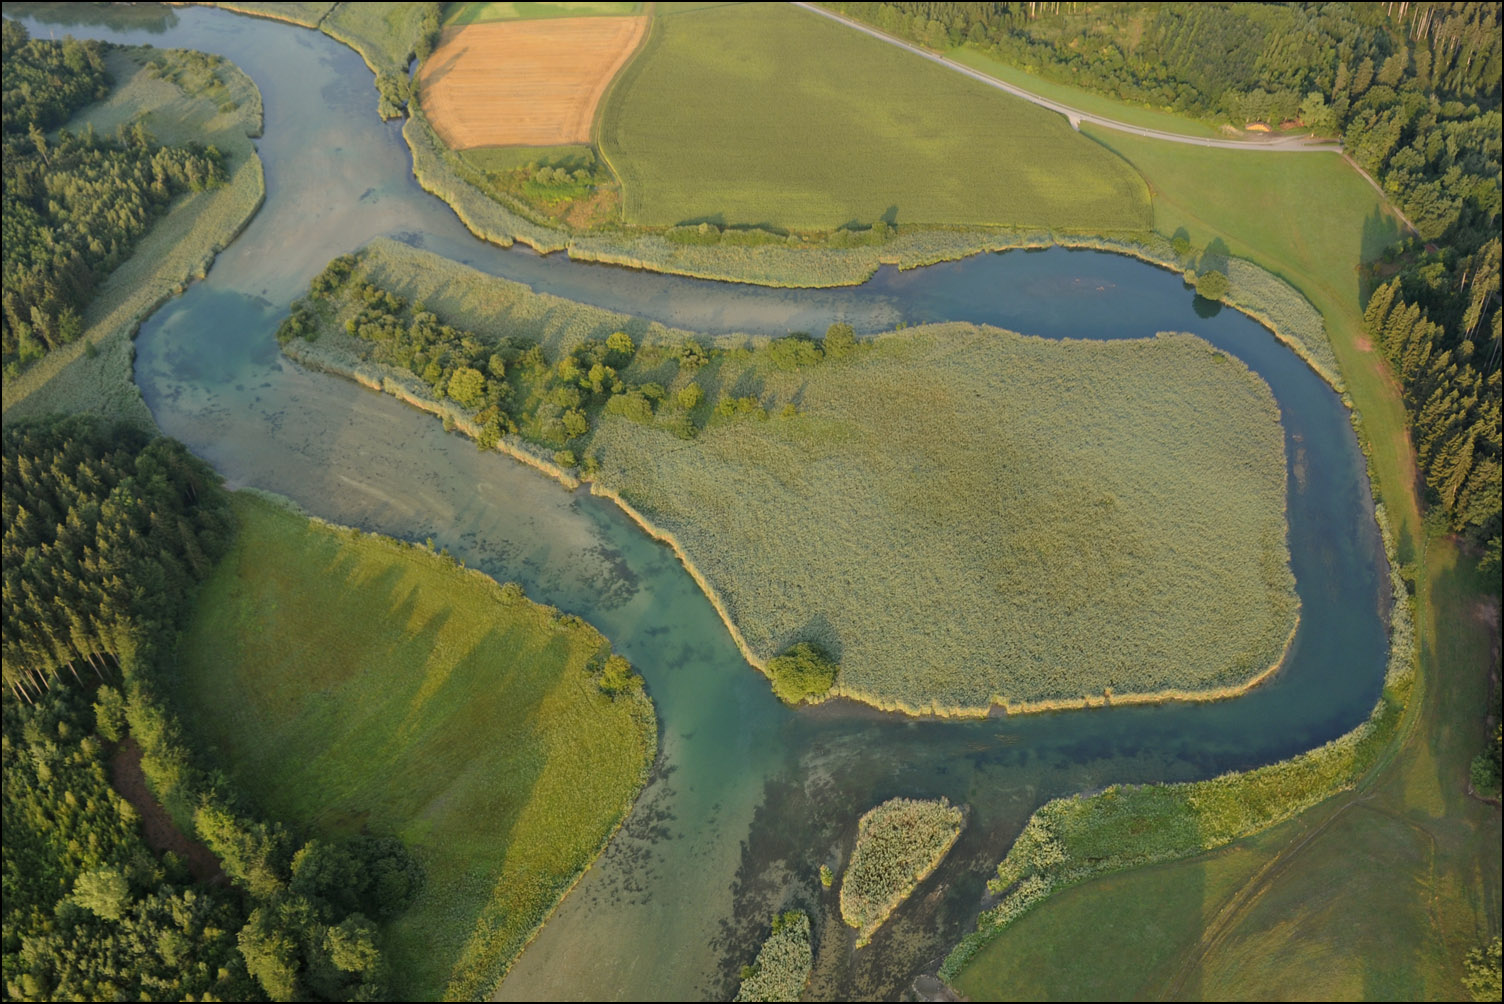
(443, 1), (641, 25)
(174, 494), (656, 1000)
(598, 3), (1150, 231)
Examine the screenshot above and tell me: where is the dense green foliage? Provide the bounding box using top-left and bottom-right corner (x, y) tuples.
(283, 252), (687, 453)
(174, 493), (657, 999)
(1363, 264), (1500, 569)
(840, 797), (964, 945)
(2, 20), (228, 374)
(733, 910), (813, 1003)
(0, 19), (109, 132)
(2, 689), (257, 1001)
(1, 416), (230, 701)
(598, 3), (1149, 231)
(286, 245), (1298, 713)
(1465, 937), (1502, 1001)
(1, 418), (416, 1001)
(765, 642), (840, 705)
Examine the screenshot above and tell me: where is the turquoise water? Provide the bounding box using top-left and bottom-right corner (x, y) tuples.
(9, 6), (1388, 999)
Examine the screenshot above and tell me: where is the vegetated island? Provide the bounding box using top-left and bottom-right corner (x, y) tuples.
(281, 239), (1299, 716)
(2, 20), (266, 425)
(174, 491), (657, 1000)
(840, 797), (965, 947)
(734, 909), (814, 1003)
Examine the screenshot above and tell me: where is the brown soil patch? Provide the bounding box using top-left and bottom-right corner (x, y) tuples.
(418, 16), (647, 149)
(110, 736), (227, 885)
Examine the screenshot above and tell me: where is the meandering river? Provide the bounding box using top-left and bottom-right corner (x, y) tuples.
(10, 5), (1389, 999)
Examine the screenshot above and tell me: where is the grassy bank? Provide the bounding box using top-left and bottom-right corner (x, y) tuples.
(286, 241), (1297, 715)
(599, 3), (1149, 231)
(174, 493), (657, 1000)
(188, 2), (336, 27)
(1, 46), (265, 427)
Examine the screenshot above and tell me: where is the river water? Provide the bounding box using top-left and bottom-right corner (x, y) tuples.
(9, 5), (1389, 1000)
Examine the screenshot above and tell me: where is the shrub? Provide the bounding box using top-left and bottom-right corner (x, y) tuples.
(766, 643), (838, 705)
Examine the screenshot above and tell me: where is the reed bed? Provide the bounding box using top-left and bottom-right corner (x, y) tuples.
(841, 798), (965, 945)
(291, 242), (1299, 713)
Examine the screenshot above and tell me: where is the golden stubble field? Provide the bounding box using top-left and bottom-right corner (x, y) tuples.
(417, 16), (646, 149)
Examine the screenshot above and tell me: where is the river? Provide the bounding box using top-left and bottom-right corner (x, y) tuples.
(8, 5), (1389, 1000)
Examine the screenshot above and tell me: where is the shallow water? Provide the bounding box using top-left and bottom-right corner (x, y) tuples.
(10, 5), (1389, 999)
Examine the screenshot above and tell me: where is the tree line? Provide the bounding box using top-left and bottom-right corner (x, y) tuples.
(2, 18), (228, 374)
(2, 417), (421, 1000)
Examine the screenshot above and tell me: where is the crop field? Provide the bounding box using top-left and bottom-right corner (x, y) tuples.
(174, 493), (656, 1000)
(597, 3), (1149, 231)
(419, 16), (647, 148)
(444, 1), (641, 25)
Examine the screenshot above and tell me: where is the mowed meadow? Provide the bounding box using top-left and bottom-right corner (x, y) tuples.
(173, 494), (656, 1000)
(598, 3), (1151, 231)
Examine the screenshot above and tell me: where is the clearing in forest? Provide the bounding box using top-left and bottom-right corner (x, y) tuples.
(417, 15), (647, 149)
(598, 3), (1150, 230)
(174, 494), (656, 1000)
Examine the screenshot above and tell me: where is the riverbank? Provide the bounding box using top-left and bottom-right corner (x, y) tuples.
(176, 491), (658, 1000)
(284, 240), (1301, 718)
(1, 45), (266, 427)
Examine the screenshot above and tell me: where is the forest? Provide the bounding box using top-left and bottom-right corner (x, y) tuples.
(1, 417), (419, 1001)
(831, 0), (1501, 566)
(1, 19), (228, 375)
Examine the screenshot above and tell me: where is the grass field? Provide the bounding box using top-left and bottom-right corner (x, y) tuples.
(1, 47), (265, 428)
(949, 108), (1498, 1003)
(444, 1), (641, 25)
(946, 46), (1225, 139)
(952, 545), (1497, 1000)
(598, 3), (1150, 231)
(460, 143), (596, 173)
(419, 16), (646, 148)
(321, 2), (434, 74)
(174, 493), (657, 1000)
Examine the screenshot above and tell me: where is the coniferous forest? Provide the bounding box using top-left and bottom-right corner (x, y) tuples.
(1, 19), (227, 374)
(2, 417), (420, 1001)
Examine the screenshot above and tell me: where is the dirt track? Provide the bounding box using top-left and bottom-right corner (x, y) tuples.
(418, 16), (647, 149)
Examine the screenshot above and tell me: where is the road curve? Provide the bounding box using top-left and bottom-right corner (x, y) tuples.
(792, 2), (1344, 153)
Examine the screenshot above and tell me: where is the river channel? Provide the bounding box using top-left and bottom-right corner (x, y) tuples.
(9, 5), (1391, 999)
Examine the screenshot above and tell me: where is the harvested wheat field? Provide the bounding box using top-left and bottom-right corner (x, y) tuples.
(418, 16), (647, 149)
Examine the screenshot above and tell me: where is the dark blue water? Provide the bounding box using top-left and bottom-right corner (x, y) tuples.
(8, 5), (1388, 999)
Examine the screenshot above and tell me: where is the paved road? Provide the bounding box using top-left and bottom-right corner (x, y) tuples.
(793, 2), (1344, 153)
